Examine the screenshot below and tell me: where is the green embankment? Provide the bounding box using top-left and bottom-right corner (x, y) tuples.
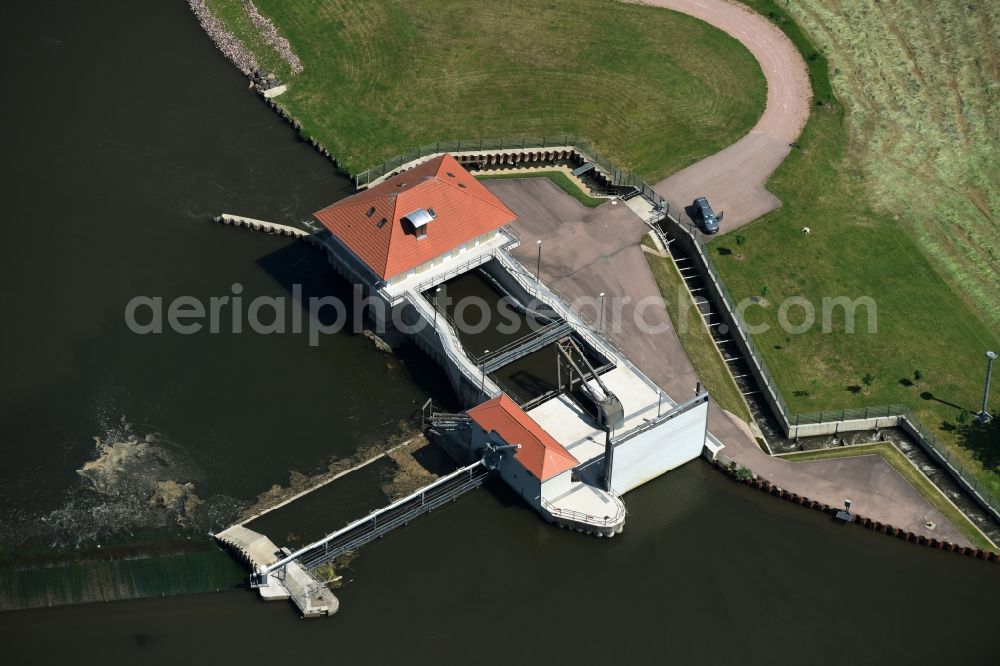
(476, 171), (606, 208)
(780, 444), (994, 551)
(708, 1), (1000, 500)
(641, 236), (752, 423)
(206, 0), (766, 179)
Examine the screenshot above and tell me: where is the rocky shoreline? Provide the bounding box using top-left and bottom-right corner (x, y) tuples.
(243, 0), (303, 74)
(187, 0), (282, 90)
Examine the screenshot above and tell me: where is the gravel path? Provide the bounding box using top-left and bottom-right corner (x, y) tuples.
(646, 0), (811, 232)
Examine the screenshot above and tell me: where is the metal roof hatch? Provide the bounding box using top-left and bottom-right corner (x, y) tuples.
(404, 207), (436, 238)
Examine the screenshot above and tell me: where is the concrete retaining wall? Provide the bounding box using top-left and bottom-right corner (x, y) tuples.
(789, 415), (902, 438)
(611, 399), (708, 493)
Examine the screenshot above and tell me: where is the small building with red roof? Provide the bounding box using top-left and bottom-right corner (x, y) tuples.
(313, 154), (518, 303)
(468, 393), (579, 482)
(467, 393), (626, 535)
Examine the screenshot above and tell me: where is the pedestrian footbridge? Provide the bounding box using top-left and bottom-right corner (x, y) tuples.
(216, 452), (507, 617)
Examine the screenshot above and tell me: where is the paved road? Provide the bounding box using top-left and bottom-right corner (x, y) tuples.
(491, 178), (970, 546)
(647, 0), (811, 232)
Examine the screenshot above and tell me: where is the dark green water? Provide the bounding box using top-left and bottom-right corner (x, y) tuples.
(1, 1), (998, 663)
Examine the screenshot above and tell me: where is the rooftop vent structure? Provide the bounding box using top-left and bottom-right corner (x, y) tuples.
(404, 207), (436, 239)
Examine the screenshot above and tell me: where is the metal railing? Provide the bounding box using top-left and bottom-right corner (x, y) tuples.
(476, 320), (573, 373)
(355, 136), (582, 188)
(258, 461), (494, 579)
(353, 135), (652, 192)
(612, 392), (709, 447)
(540, 495), (626, 527)
(405, 227), (520, 297)
(404, 290), (502, 398)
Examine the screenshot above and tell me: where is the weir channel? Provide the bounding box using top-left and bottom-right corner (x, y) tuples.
(426, 266), (613, 407)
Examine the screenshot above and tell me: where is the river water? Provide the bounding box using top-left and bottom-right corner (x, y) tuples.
(0, 1), (997, 663)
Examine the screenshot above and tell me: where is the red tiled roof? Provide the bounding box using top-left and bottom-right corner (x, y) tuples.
(467, 394), (579, 482)
(313, 154), (517, 281)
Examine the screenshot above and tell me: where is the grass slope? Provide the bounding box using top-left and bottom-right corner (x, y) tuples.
(780, 443), (993, 551)
(710, 1), (1000, 499)
(207, 0), (765, 179)
(641, 236), (752, 423)
(781, 1), (1000, 326)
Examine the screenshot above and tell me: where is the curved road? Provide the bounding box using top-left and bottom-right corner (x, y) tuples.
(647, 0), (811, 231)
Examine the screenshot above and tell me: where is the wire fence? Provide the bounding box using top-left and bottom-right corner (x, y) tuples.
(354, 135), (654, 190)
(362, 136), (998, 516)
(658, 205), (1000, 516)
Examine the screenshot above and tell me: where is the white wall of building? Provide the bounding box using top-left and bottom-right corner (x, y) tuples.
(610, 400), (708, 493)
(499, 455), (541, 504)
(540, 468), (573, 500)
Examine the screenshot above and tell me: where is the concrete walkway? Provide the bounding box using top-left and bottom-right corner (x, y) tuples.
(491, 177), (969, 546)
(646, 0), (811, 232)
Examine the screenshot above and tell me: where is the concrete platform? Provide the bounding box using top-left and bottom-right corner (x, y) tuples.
(215, 525), (339, 616)
(542, 481), (626, 536)
(527, 365), (665, 463)
(214, 524), (283, 568)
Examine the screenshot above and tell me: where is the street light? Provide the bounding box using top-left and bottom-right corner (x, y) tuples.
(433, 287), (442, 330)
(481, 349), (489, 395)
(599, 292), (606, 332)
(977, 350), (997, 424)
(536, 240), (542, 282)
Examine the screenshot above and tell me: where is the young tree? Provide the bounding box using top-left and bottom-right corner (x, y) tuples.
(862, 372), (875, 393)
(913, 369), (923, 384)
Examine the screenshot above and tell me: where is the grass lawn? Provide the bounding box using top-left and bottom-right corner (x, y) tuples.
(641, 236), (752, 423)
(707, 1), (1000, 501)
(475, 171), (606, 208)
(203, 0), (765, 179)
(780, 443), (994, 551)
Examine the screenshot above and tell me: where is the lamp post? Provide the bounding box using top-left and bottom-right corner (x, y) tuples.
(481, 349), (489, 395)
(599, 292), (606, 332)
(977, 350), (997, 424)
(536, 240), (542, 281)
(433, 287), (442, 329)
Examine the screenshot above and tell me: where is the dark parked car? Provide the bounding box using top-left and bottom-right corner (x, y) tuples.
(692, 196), (721, 234)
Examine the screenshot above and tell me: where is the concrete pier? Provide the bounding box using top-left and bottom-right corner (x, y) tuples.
(213, 213), (309, 238)
(215, 525), (338, 617)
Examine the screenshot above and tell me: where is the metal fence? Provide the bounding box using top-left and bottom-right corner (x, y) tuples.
(354, 136), (578, 187)
(353, 135), (653, 190)
(903, 414), (1000, 516)
(361, 136), (998, 515)
(658, 205), (1000, 517)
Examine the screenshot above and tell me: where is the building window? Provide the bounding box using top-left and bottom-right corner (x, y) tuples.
(377, 217), (388, 228)
(366, 206), (376, 217)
